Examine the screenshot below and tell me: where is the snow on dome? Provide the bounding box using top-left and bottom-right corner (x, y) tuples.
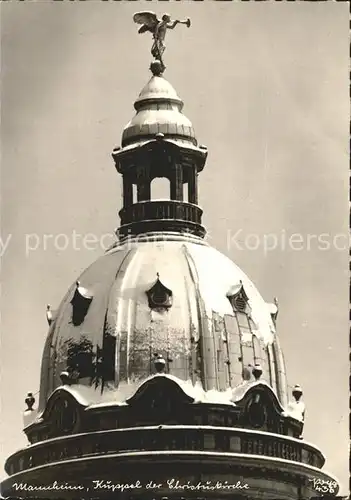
(39, 235), (287, 412)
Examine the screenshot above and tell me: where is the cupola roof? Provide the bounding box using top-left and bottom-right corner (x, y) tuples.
(134, 75), (183, 108)
(121, 74), (197, 148)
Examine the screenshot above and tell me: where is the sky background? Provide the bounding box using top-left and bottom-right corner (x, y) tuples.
(0, 1), (349, 494)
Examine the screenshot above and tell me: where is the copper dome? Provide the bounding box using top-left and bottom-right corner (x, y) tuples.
(39, 233), (288, 412)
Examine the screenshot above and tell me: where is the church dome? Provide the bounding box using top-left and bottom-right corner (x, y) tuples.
(39, 233), (288, 412)
(2, 21), (341, 500)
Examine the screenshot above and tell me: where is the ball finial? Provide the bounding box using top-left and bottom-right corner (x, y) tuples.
(60, 371), (71, 385)
(252, 363), (263, 380)
(154, 353), (166, 373)
(150, 60), (164, 76)
(292, 384), (303, 401)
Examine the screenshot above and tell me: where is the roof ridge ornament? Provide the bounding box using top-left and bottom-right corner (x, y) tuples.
(267, 297), (279, 325)
(46, 304), (55, 326)
(25, 392), (35, 411)
(133, 11), (191, 75)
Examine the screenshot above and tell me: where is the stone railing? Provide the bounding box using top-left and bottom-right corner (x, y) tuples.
(6, 426), (324, 476)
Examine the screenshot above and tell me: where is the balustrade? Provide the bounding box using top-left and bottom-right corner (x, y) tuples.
(7, 426), (323, 476)
(119, 201), (203, 226)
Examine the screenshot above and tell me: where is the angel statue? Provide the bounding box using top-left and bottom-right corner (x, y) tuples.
(133, 12), (191, 70)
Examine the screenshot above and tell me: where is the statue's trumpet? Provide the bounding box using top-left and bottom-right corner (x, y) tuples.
(179, 18), (191, 28)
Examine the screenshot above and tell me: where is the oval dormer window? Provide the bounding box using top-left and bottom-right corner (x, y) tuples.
(227, 281), (250, 314)
(151, 289), (168, 306)
(234, 295), (246, 312)
(146, 274), (173, 310)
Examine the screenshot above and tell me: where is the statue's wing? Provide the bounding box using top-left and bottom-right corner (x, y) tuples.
(138, 25), (151, 34)
(133, 11), (158, 29)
